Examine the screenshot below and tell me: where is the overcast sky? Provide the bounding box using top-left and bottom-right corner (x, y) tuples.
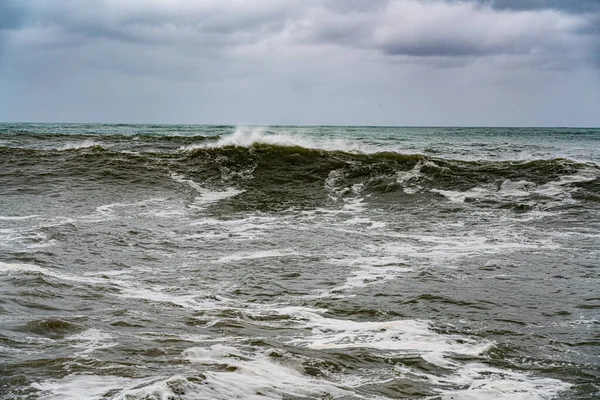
(1, 0), (599, 126)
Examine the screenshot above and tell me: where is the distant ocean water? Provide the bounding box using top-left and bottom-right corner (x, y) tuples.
(0, 123), (599, 399)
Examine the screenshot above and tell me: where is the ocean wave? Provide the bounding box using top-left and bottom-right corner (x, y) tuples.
(182, 126), (379, 153)
(2, 138), (598, 212)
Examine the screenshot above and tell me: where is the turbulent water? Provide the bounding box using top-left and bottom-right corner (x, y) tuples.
(1, 124), (599, 400)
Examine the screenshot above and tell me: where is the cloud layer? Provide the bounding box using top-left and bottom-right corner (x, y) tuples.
(1, 0), (599, 126)
(9, 0), (596, 61)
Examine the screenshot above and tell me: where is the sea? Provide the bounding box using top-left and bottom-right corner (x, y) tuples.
(0, 123), (599, 400)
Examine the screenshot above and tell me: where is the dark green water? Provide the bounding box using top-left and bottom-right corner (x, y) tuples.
(1, 124), (599, 399)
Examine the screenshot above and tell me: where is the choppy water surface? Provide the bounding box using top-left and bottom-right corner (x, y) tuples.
(1, 124), (599, 399)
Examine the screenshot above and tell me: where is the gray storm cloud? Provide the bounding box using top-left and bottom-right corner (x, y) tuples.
(1, 0), (599, 125)
(0, 0), (26, 58)
(484, 0), (600, 13)
(0, 0), (24, 30)
(10, 0), (595, 64)
(299, 1), (590, 59)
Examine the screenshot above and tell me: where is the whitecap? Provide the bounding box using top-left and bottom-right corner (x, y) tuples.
(219, 249), (299, 263)
(170, 172), (243, 209)
(32, 375), (135, 400)
(184, 344), (351, 399)
(68, 329), (116, 357)
(56, 140), (101, 151)
(286, 311), (491, 368)
(0, 214), (39, 220)
(183, 126), (378, 154)
(431, 363), (571, 400)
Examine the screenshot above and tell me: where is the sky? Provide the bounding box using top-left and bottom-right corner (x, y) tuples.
(1, 0), (599, 126)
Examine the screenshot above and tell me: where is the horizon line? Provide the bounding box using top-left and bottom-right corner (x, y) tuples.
(1, 121), (598, 129)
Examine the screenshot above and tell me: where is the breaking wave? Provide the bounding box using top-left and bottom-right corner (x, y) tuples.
(2, 134), (598, 212)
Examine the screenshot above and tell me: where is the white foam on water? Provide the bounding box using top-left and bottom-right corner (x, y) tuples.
(433, 168), (598, 204)
(27, 236), (58, 249)
(190, 215), (278, 227)
(341, 254), (410, 268)
(181, 231), (230, 241)
(504, 209), (566, 222)
(34, 330), (351, 399)
(147, 208), (186, 218)
(275, 307), (571, 399)
(342, 196), (367, 213)
(431, 188), (473, 203)
(299, 206), (364, 222)
(0, 229), (57, 250)
(188, 187), (243, 209)
(184, 344), (352, 399)
(0, 262), (223, 312)
(395, 160), (434, 194)
(323, 254), (411, 293)
(324, 169), (348, 198)
(422, 363), (571, 400)
(28, 302), (573, 400)
(95, 197), (168, 215)
(500, 179), (537, 197)
(183, 126), (376, 154)
(117, 285), (224, 311)
(56, 140), (101, 151)
(566, 318), (599, 326)
(534, 167), (598, 197)
(34, 366), (349, 400)
(68, 329), (116, 356)
(286, 310), (490, 368)
(170, 172), (243, 209)
(88, 197), (186, 223)
(331, 264), (412, 292)
(371, 230), (551, 265)
(32, 375), (135, 400)
(431, 179), (534, 203)
(189, 215), (279, 240)
(323, 174), (368, 211)
(177, 333), (214, 342)
(34, 375), (216, 400)
(343, 217), (386, 229)
(1, 260), (242, 313)
(240, 305), (329, 321)
(87, 269), (131, 277)
(0, 262), (105, 285)
(110, 375), (213, 400)
(240, 306), (491, 369)
(0, 214), (39, 220)
(219, 249), (299, 263)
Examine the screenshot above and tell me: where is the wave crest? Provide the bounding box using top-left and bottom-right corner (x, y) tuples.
(188, 126), (373, 153)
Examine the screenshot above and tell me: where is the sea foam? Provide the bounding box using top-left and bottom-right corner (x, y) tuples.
(182, 126), (376, 153)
